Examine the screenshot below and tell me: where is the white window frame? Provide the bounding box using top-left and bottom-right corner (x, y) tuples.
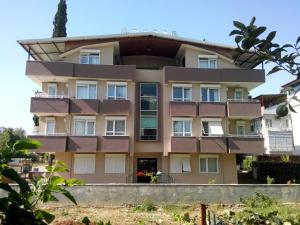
(198, 55), (218, 69)
(47, 83), (57, 97)
(172, 84), (192, 102)
(236, 121), (246, 135)
(172, 118), (192, 136)
(73, 116), (96, 136)
(200, 84), (220, 102)
(265, 119), (272, 128)
(45, 118), (55, 135)
(106, 82), (127, 100)
(234, 88), (243, 100)
(105, 116), (126, 136)
(170, 154), (192, 173)
(79, 49), (100, 64)
(104, 154), (126, 174)
(74, 154), (96, 174)
(199, 155), (219, 173)
(76, 80), (98, 99)
(201, 118), (224, 136)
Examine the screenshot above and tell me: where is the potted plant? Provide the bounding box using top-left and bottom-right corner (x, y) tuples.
(32, 115), (39, 133)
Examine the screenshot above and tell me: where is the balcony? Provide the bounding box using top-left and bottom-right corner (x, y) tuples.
(164, 67), (265, 83)
(170, 137), (198, 153)
(200, 136), (227, 153)
(169, 101), (197, 117)
(26, 61), (136, 80)
(228, 135), (264, 154)
(67, 136), (99, 152)
(227, 100), (261, 118)
(198, 102), (226, 117)
(70, 99), (100, 114)
(27, 135), (67, 152)
(100, 136), (130, 153)
(101, 100), (130, 115)
(30, 97), (69, 115)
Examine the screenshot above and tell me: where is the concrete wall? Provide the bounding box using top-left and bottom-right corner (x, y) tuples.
(3, 184), (298, 205)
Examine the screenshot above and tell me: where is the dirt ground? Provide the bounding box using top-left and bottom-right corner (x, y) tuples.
(41, 204), (202, 225)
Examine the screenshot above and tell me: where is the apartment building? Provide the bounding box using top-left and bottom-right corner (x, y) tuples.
(255, 94), (295, 155)
(19, 32), (265, 183)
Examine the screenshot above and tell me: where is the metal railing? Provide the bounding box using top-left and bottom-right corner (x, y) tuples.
(227, 98), (260, 103)
(126, 172), (174, 184)
(35, 92), (68, 99)
(29, 132), (68, 136)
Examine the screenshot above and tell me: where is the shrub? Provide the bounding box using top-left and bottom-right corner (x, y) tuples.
(266, 175), (275, 184)
(242, 156), (256, 171)
(133, 197), (156, 212)
(253, 161), (300, 183)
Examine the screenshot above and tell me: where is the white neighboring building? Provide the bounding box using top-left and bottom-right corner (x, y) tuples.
(255, 94), (295, 155)
(0, 127), (4, 134)
(282, 79), (300, 154)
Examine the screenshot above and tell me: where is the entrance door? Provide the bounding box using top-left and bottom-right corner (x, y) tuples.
(137, 158), (157, 183)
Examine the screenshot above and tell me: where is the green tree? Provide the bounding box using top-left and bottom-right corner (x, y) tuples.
(52, 0), (67, 38)
(229, 17), (300, 116)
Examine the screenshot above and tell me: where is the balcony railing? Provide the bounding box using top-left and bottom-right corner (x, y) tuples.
(227, 134), (264, 154)
(35, 92), (68, 99)
(27, 134), (67, 152)
(227, 100), (261, 118)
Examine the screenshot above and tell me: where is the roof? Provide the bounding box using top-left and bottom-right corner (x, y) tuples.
(17, 32), (261, 69)
(254, 94), (286, 108)
(281, 78), (300, 88)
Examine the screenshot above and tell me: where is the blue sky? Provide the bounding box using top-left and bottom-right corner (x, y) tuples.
(0, 0), (299, 133)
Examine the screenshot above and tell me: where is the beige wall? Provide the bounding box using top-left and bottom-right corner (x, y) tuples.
(227, 87), (249, 100)
(228, 119), (252, 134)
(62, 45), (114, 65)
(184, 46), (238, 69)
(122, 56), (176, 69)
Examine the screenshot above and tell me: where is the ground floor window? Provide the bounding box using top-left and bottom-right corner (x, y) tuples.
(74, 154), (96, 174)
(105, 154), (126, 173)
(199, 155), (219, 173)
(170, 154), (191, 173)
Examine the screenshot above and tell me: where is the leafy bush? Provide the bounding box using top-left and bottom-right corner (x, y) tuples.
(242, 156), (255, 171)
(266, 175), (275, 184)
(133, 197), (156, 212)
(253, 161), (300, 183)
(0, 161), (83, 224)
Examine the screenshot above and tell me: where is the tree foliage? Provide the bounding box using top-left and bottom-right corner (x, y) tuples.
(230, 17), (300, 116)
(52, 0), (67, 38)
(0, 160), (83, 224)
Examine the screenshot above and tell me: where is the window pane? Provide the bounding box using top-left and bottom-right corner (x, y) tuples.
(141, 97), (157, 110)
(199, 59), (209, 68)
(209, 59), (217, 68)
(106, 120), (114, 135)
(209, 88), (219, 102)
(209, 121), (224, 135)
(200, 158), (207, 172)
(173, 121), (183, 136)
(202, 122), (209, 136)
(116, 86), (126, 99)
(46, 120), (55, 135)
(48, 86), (56, 96)
(77, 85), (88, 99)
(184, 121), (191, 135)
(184, 88), (191, 101)
(173, 87), (182, 101)
(75, 120), (85, 135)
(201, 88), (208, 102)
(86, 121), (95, 135)
(208, 158), (217, 172)
(88, 84), (97, 99)
(237, 125), (245, 135)
(140, 129), (157, 140)
(108, 85), (115, 98)
(141, 84), (157, 97)
(80, 55), (88, 64)
(141, 117), (157, 129)
(115, 120), (125, 135)
(89, 54), (99, 64)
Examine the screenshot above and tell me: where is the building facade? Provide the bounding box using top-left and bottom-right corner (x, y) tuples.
(19, 32), (265, 183)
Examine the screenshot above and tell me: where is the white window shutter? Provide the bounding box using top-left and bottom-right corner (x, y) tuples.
(74, 154), (95, 174)
(170, 156), (182, 173)
(209, 121), (224, 135)
(182, 157), (191, 172)
(105, 154), (126, 173)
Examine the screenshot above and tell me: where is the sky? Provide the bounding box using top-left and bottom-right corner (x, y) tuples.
(0, 0), (299, 133)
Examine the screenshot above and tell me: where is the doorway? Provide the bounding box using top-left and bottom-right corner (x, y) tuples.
(137, 158), (157, 183)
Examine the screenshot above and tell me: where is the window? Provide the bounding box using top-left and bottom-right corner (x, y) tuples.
(170, 154), (191, 173)
(172, 84), (192, 102)
(107, 82), (127, 100)
(106, 117), (126, 136)
(172, 119), (192, 136)
(105, 154), (126, 173)
(140, 83), (158, 140)
(74, 154), (96, 174)
(198, 55), (217, 69)
(46, 118), (55, 135)
(74, 116), (96, 136)
(201, 85), (220, 102)
(80, 50), (100, 64)
(265, 119), (272, 128)
(202, 119), (223, 136)
(47, 83), (57, 97)
(251, 119), (261, 134)
(234, 89), (243, 100)
(236, 121), (246, 135)
(76, 81), (97, 99)
(199, 155), (219, 173)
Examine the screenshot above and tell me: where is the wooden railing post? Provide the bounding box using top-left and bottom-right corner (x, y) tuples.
(201, 204), (207, 225)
